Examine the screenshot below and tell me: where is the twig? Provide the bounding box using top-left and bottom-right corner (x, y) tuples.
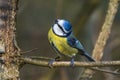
(90, 68), (120, 75)
(21, 48), (38, 54)
(29, 56), (53, 60)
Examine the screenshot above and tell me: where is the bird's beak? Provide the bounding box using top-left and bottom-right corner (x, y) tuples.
(55, 19), (58, 24)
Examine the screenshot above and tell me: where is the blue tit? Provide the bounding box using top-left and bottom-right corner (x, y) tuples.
(48, 19), (95, 64)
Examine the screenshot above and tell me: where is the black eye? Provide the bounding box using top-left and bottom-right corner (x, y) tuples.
(56, 23), (65, 33)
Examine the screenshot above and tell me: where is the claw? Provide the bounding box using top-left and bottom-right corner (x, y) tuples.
(48, 59), (55, 68)
(48, 56), (61, 68)
(70, 57), (75, 67)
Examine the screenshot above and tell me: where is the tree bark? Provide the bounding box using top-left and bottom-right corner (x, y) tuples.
(0, 0), (20, 80)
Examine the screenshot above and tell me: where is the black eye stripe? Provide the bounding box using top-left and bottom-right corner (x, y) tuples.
(56, 23), (66, 33)
(52, 23), (72, 37)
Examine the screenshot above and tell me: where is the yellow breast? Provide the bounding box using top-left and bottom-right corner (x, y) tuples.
(48, 28), (78, 57)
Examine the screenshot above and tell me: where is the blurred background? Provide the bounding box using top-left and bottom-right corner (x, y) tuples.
(16, 0), (120, 80)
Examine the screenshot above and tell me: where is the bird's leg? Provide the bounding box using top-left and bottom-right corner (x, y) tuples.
(48, 56), (61, 68)
(70, 56), (75, 67)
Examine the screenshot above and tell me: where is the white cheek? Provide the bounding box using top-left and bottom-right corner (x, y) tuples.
(53, 24), (65, 36)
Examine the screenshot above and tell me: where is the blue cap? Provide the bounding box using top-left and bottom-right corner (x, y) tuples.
(62, 20), (72, 31)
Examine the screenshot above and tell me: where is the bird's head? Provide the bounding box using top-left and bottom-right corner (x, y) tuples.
(52, 19), (72, 37)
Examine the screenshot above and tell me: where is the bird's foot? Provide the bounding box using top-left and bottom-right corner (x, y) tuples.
(48, 56), (60, 68)
(70, 57), (75, 67)
(48, 59), (55, 68)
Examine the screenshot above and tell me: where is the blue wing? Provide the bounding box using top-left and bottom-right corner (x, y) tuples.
(67, 34), (84, 52)
(67, 34), (95, 61)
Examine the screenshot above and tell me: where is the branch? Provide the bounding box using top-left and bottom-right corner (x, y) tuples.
(92, 0), (119, 61)
(21, 56), (120, 75)
(80, 0), (119, 79)
(21, 57), (120, 67)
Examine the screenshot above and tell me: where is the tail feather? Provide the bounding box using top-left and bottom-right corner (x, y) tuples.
(80, 50), (95, 61)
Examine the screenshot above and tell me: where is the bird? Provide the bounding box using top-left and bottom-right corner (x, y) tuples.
(48, 19), (95, 66)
